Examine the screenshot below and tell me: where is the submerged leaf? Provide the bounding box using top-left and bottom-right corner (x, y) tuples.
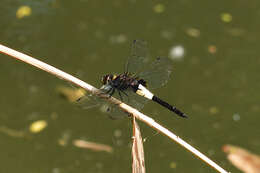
(56, 86), (86, 102)
(29, 120), (47, 133)
(16, 6), (32, 19)
(223, 144), (260, 173)
(73, 139), (113, 153)
(0, 126), (26, 138)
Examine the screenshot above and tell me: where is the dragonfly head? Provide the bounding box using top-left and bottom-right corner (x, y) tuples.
(101, 74), (114, 85)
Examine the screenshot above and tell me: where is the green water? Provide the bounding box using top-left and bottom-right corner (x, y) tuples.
(1, 0), (260, 172)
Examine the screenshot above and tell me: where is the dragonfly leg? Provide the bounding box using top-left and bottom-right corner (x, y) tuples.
(125, 61), (129, 73)
(118, 91), (123, 101)
(121, 90), (128, 97)
(105, 88), (112, 94)
(120, 90), (130, 102)
(109, 88), (115, 97)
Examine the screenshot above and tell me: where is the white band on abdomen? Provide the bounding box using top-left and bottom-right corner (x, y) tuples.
(136, 84), (154, 100)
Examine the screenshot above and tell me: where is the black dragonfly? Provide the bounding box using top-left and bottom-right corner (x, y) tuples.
(78, 40), (187, 119)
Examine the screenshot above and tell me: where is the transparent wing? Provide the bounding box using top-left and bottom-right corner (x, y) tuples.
(102, 87), (148, 119)
(125, 40), (172, 89)
(99, 103), (126, 119)
(76, 91), (123, 119)
(76, 93), (101, 109)
(78, 85), (148, 119)
(123, 88), (148, 111)
(138, 56), (172, 89)
(125, 40), (150, 74)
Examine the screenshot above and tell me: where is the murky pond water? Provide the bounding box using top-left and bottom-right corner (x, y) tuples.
(1, 1), (260, 172)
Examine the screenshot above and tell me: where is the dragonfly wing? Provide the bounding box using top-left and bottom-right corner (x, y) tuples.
(125, 40), (172, 89)
(125, 40), (150, 74)
(76, 94), (101, 109)
(138, 56), (172, 89)
(100, 88), (148, 119)
(100, 103), (127, 119)
(125, 88), (148, 110)
(101, 84), (147, 111)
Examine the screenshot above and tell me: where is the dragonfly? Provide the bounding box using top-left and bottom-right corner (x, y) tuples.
(78, 40), (188, 119)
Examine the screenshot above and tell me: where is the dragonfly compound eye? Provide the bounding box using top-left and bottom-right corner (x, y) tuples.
(101, 74), (114, 84)
(101, 75), (109, 84)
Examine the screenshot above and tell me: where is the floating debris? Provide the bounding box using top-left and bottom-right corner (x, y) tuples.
(223, 144), (260, 173)
(109, 34), (127, 44)
(232, 113), (240, 121)
(0, 126), (26, 138)
(160, 30), (174, 40)
(209, 106), (219, 114)
(29, 120), (47, 133)
(58, 130), (72, 147)
(169, 45), (185, 60)
(212, 122), (220, 129)
(29, 85), (38, 94)
(208, 45), (217, 54)
(169, 161), (177, 169)
(153, 4), (165, 13)
(113, 129), (122, 138)
(221, 13), (232, 23)
(16, 5), (32, 19)
(227, 28), (245, 37)
(186, 28), (200, 38)
(50, 112), (59, 120)
(52, 168), (61, 173)
(73, 139), (113, 153)
(56, 86), (86, 103)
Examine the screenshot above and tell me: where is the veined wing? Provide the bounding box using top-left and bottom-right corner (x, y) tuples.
(100, 85), (148, 119)
(123, 88), (148, 111)
(77, 93), (101, 109)
(138, 56), (172, 89)
(125, 40), (149, 75)
(78, 84), (148, 119)
(125, 40), (172, 89)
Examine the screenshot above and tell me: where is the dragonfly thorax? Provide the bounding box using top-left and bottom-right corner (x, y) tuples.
(101, 74), (114, 85)
(101, 73), (146, 92)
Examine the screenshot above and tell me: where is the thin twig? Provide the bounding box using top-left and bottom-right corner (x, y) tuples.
(0, 44), (229, 173)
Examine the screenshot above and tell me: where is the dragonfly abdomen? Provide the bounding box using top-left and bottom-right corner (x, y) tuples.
(135, 84), (187, 118)
(152, 96), (188, 118)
